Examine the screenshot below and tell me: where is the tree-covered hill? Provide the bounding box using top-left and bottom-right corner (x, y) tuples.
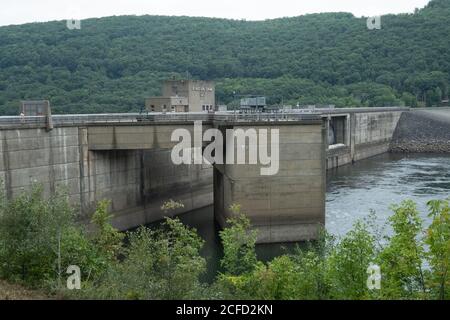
(0, 0), (449, 114)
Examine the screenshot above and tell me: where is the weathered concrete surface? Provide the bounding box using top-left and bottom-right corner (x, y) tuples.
(326, 110), (403, 169)
(0, 108), (409, 243)
(0, 127), (213, 231)
(0, 127), (81, 202)
(390, 108), (450, 153)
(214, 121), (327, 244)
(87, 123), (212, 150)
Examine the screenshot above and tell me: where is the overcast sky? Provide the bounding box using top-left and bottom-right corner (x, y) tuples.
(0, 0), (431, 27)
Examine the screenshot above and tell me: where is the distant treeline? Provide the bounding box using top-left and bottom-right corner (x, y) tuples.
(0, 0), (449, 114)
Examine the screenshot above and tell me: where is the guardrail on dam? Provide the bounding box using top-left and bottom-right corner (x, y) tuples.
(0, 107), (407, 243)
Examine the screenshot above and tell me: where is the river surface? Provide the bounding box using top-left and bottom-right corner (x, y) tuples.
(326, 153), (450, 236)
(149, 153), (450, 280)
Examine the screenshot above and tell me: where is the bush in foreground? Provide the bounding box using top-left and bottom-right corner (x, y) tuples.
(0, 184), (448, 300)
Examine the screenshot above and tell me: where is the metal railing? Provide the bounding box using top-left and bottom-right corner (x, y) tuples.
(0, 116), (47, 126)
(213, 111), (321, 122)
(0, 107), (408, 128)
(136, 112), (213, 122)
(0, 113), (213, 128)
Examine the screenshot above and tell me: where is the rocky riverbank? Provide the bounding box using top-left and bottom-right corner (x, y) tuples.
(390, 110), (450, 153)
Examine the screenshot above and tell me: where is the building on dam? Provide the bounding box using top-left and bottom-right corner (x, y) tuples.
(145, 79), (215, 113)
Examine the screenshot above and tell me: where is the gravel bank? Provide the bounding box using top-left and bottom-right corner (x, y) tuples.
(390, 110), (450, 153)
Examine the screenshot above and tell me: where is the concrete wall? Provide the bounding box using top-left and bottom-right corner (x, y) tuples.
(0, 126), (213, 231)
(0, 127), (81, 203)
(107, 149), (212, 230)
(213, 121), (327, 244)
(87, 124), (210, 150)
(0, 108), (405, 242)
(326, 110), (403, 169)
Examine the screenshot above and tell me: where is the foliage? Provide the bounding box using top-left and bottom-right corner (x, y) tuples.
(91, 199), (124, 264)
(0, 183), (124, 291)
(425, 199), (450, 299)
(0, 0), (450, 114)
(161, 199), (185, 213)
(0, 184), (70, 285)
(219, 204), (258, 276)
(327, 220), (377, 299)
(378, 200), (426, 298)
(85, 218), (206, 300)
(217, 200), (449, 300)
(1, 184), (449, 300)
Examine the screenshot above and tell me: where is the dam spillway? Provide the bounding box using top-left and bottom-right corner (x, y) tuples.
(0, 107), (422, 243)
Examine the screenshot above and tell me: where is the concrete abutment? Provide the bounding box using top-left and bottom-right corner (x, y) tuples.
(212, 120), (327, 243)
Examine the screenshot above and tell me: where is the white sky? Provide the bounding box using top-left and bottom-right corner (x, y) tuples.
(0, 0), (431, 27)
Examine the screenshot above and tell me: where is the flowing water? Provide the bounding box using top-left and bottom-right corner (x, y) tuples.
(326, 153), (450, 236)
(148, 153), (450, 280)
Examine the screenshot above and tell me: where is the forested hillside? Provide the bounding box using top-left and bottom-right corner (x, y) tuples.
(0, 0), (449, 114)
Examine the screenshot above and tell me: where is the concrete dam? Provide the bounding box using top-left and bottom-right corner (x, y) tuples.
(1, 106), (440, 243)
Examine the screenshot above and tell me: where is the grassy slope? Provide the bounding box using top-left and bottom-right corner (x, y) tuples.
(0, 279), (49, 300)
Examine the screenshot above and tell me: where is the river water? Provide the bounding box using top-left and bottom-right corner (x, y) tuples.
(326, 153), (450, 236)
(150, 153), (450, 280)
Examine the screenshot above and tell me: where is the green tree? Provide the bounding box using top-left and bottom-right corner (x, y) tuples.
(85, 218), (206, 299)
(91, 199), (124, 264)
(0, 183), (105, 289)
(327, 221), (377, 299)
(219, 204), (258, 276)
(378, 200), (426, 298)
(425, 200), (450, 299)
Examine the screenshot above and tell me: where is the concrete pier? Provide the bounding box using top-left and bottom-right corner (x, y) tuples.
(213, 120), (327, 243)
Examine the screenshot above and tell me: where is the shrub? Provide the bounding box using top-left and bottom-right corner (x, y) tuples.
(0, 184), (75, 286)
(219, 204), (258, 276)
(0, 184), (123, 291)
(378, 200), (426, 298)
(425, 200), (450, 299)
(85, 218), (206, 300)
(327, 221), (376, 299)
